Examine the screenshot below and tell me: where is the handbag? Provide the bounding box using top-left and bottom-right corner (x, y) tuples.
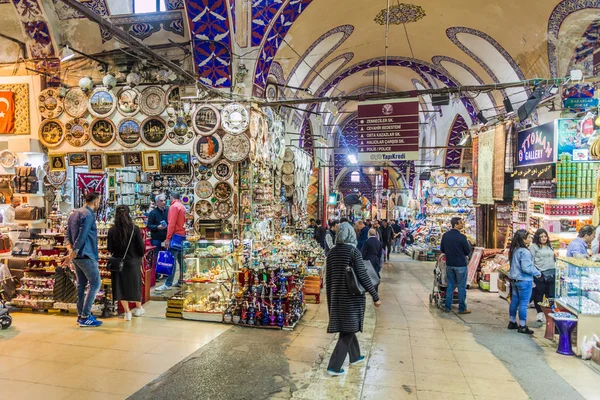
(345, 254), (366, 296)
(53, 267), (78, 303)
(107, 228), (135, 273)
(156, 250), (175, 276)
(541, 269), (555, 283)
(169, 233), (185, 251)
(362, 260), (380, 288)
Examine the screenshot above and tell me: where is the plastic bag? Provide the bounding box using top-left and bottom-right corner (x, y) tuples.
(156, 250), (175, 276)
(581, 335), (595, 360)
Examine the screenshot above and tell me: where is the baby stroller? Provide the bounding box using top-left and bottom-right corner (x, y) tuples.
(0, 262), (15, 329)
(429, 254), (457, 309)
(0, 289), (11, 329)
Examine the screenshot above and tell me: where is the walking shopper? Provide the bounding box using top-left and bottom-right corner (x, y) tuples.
(315, 219), (327, 249)
(379, 220), (394, 262)
(156, 192), (187, 291)
(326, 222), (381, 376)
(64, 192), (103, 327)
(325, 220), (339, 254)
(566, 225), (595, 257)
(356, 220), (369, 250)
(391, 220), (402, 253)
(529, 229), (555, 323)
(508, 229), (541, 334)
(108, 205), (147, 321)
(147, 194), (169, 279)
(361, 229), (383, 274)
(440, 217), (471, 314)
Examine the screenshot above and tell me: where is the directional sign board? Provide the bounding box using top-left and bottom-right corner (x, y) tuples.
(357, 98), (419, 163)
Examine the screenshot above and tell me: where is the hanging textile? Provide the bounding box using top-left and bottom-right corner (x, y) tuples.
(0, 91), (15, 134)
(472, 134), (479, 202)
(76, 173), (106, 208)
(493, 123), (507, 200)
(505, 122), (516, 173)
(477, 129), (495, 204)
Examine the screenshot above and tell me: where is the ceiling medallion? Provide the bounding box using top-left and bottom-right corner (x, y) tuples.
(374, 3), (426, 25)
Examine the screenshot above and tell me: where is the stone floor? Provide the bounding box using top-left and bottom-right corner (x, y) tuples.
(1, 254), (599, 399)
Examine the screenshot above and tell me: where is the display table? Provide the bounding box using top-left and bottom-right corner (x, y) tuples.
(556, 300), (600, 356)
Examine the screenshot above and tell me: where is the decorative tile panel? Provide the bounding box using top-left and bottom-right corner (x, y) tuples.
(251, 0), (285, 47)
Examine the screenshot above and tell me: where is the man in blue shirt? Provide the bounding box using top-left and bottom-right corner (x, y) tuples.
(356, 220), (369, 250)
(64, 192), (102, 327)
(147, 194), (169, 278)
(440, 217), (472, 314)
(566, 225), (595, 258)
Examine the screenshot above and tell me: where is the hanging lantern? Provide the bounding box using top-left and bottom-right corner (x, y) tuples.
(79, 76), (93, 92)
(102, 73), (117, 90)
(126, 72), (141, 88)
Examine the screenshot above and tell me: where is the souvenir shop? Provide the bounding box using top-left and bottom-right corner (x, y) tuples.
(0, 73), (323, 330)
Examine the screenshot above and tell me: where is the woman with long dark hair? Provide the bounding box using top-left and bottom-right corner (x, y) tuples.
(530, 229), (555, 323)
(108, 205), (146, 321)
(508, 230), (541, 334)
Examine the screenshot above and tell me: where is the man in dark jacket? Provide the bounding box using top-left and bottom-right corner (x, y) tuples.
(356, 220), (369, 250)
(362, 229), (383, 274)
(391, 220), (402, 253)
(440, 217), (472, 314)
(378, 220), (394, 262)
(315, 219), (327, 248)
(147, 194), (169, 277)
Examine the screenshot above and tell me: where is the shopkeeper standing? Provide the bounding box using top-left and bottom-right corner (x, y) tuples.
(147, 194), (169, 278)
(566, 225), (595, 258)
(3, 195), (20, 224)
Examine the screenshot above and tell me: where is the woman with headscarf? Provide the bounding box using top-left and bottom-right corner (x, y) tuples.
(325, 222), (381, 376)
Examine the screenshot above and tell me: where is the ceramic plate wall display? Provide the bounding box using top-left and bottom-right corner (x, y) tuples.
(262, 106), (274, 130)
(248, 140), (257, 163)
(195, 180), (213, 199)
(273, 137), (283, 159)
(284, 147), (294, 162)
(192, 104), (220, 136)
(437, 187), (446, 197)
(47, 171), (67, 187)
(88, 87), (117, 118)
(284, 185), (294, 197)
(167, 114), (195, 145)
(193, 160), (212, 180)
(64, 87), (88, 118)
(89, 118), (116, 147)
(117, 118), (142, 148)
(446, 176), (456, 187)
(441, 198), (449, 207)
(222, 133), (250, 163)
(65, 118), (90, 147)
(447, 188), (456, 198)
(38, 88), (63, 119)
(455, 189), (464, 197)
(165, 85), (181, 107)
(194, 134), (223, 165)
(214, 201), (233, 219)
(431, 187), (437, 195)
(450, 198), (459, 207)
(214, 181), (233, 201)
(141, 117), (167, 147)
(465, 188), (473, 197)
(457, 176), (468, 187)
(459, 198), (468, 206)
(249, 112), (263, 139)
(214, 159), (233, 181)
(39, 119), (65, 148)
(435, 174), (446, 184)
(282, 162), (294, 175)
(140, 86), (166, 116)
(0, 151), (17, 168)
(176, 174), (194, 187)
(116, 87), (140, 117)
(221, 103), (249, 134)
(282, 174), (294, 186)
(195, 200), (213, 218)
(181, 192), (193, 205)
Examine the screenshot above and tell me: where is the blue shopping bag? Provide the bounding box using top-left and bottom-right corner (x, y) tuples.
(169, 234), (185, 251)
(156, 250), (175, 276)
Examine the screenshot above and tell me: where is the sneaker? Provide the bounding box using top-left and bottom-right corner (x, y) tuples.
(508, 321), (519, 330)
(327, 368), (345, 376)
(458, 310), (472, 315)
(124, 312), (132, 321)
(518, 325), (534, 335)
(172, 282), (182, 288)
(78, 315), (103, 327)
(441, 308), (451, 313)
(132, 307), (145, 317)
(155, 284), (171, 291)
(536, 312), (545, 323)
(350, 356), (365, 365)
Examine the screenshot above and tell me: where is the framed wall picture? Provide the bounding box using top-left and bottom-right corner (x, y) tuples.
(159, 151), (191, 175)
(108, 190), (116, 203)
(108, 175), (116, 189)
(67, 152), (88, 166)
(105, 152), (124, 168)
(88, 152), (104, 173)
(49, 154), (66, 172)
(124, 152), (142, 167)
(142, 151), (160, 172)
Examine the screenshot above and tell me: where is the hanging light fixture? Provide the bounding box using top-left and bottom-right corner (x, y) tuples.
(60, 45), (75, 62)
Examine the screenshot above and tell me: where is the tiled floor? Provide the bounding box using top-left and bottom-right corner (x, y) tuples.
(0, 301), (231, 399)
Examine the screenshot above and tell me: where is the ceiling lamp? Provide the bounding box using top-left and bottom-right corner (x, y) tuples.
(60, 45), (75, 62)
(374, 3), (426, 25)
(347, 153), (358, 164)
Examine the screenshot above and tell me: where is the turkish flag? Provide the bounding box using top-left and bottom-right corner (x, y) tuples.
(0, 91), (15, 134)
(383, 168), (389, 189)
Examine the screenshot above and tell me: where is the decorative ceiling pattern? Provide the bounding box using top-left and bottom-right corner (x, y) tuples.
(251, 0), (285, 47)
(444, 114), (468, 168)
(568, 19), (600, 75)
(52, 0), (108, 20)
(304, 52), (354, 93)
(373, 2), (425, 25)
(166, 0), (185, 10)
(108, 11), (185, 41)
(11, 0), (56, 58)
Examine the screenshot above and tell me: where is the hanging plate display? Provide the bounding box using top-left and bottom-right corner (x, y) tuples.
(222, 133), (250, 163)
(456, 176), (468, 187)
(181, 193), (193, 206)
(282, 162), (294, 175)
(214, 201), (233, 219)
(117, 118), (142, 148)
(165, 85), (182, 108)
(446, 176), (457, 187)
(435, 174), (446, 184)
(195, 180), (213, 199)
(0, 151), (17, 168)
(44, 162), (67, 187)
(64, 87), (88, 118)
(140, 86), (166, 116)
(213, 181), (233, 201)
(437, 187), (446, 197)
(38, 88), (63, 119)
(465, 188), (473, 198)
(88, 87), (116, 118)
(459, 198), (468, 206)
(273, 118), (285, 138)
(447, 188), (456, 198)
(455, 189), (464, 197)
(195, 200), (213, 219)
(193, 134), (223, 165)
(273, 137), (283, 159)
(262, 106), (274, 130)
(450, 198), (460, 207)
(89, 118), (116, 147)
(432, 197), (441, 205)
(176, 174), (194, 187)
(116, 87), (141, 117)
(141, 117), (167, 147)
(430, 187), (438, 195)
(193, 159), (213, 180)
(282, 174), (294, 186)
(441, 198), (449, 207)
(192, 104), (220, 136)
(63, 118), (90, 147)
(213, 159), (233, 181)
(167, 114), (195, 145)
(248, 139), (257, 163)
(284, 185), (294, 197)
(284, 148), (295, 162)
(221, 103), (249, 134)
(249, 112), (263, 139)
(39, 119), (64, 148)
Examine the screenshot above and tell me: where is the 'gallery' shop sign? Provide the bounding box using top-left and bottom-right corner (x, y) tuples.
(516, 121), (557, 167)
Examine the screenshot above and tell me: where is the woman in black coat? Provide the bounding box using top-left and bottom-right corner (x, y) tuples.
(361, 229), (383, 274)
(108, 205), (146, 321)
(326, 222), (381, 376)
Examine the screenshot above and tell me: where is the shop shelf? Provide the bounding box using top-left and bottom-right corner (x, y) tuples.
(530, 212), (593, 220)
(529, 197), (593, 204)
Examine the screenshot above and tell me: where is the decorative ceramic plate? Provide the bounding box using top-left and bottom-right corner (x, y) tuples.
(181, 192), (194, 206)
(273, 118), (285, 138)
(282, 162), (294, 175)
(435, 174), (446, 184)
(447, 188), (456, 198)
(117, 118), (142, 148)
(222, 133), (250, 163)
(455, 189), (464, 197)
(432, 197), (441, 205)
(193, 160), (212, 180)
(195, 180), (213, 199)
(213, 159), (233, 181)
(64, 87), (88, 118)
(38, 88), (63, 119)
(39, 119), (64, 148)
(284, 147), (295, 162)
(213, 181), (233, 201)
(262, 106), (274, 130)
(214, 201), (233, 219)
(465, 188), (473, 198)
(249, 112), (263, 139)
(431, 187), (438, 195)
(194, 134), (223, 165)
(167, 114), (195, 145)
(265, 83), (278, 102)
(282, 174), (294, 186)
(89, 118), (116, 147)
(457, 176), (468, 187)
(195, 200), (213, 218)
(441, 198), (449, 207)
(64, 118), (90, 147)
(44, 162), (67, 187)
(192, 104), (220, 136)
(140, 86), (166, 116)
(284, 185), (294, 197)
(88, 87), (116, 118)
(450, 198), (459, 207)
(273, 137), (283, 159)
(437, 187), (446, 197)
(176, 174), (194, 187)
(446, 176), (456, 187)
(165, 85), (182, 107)
(459, 198), (468, 206)
(116, 87), (140, 117)
(221, 103), (249, 134)
(141, 117), (167, 147)
(0, 151), (17, 168)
